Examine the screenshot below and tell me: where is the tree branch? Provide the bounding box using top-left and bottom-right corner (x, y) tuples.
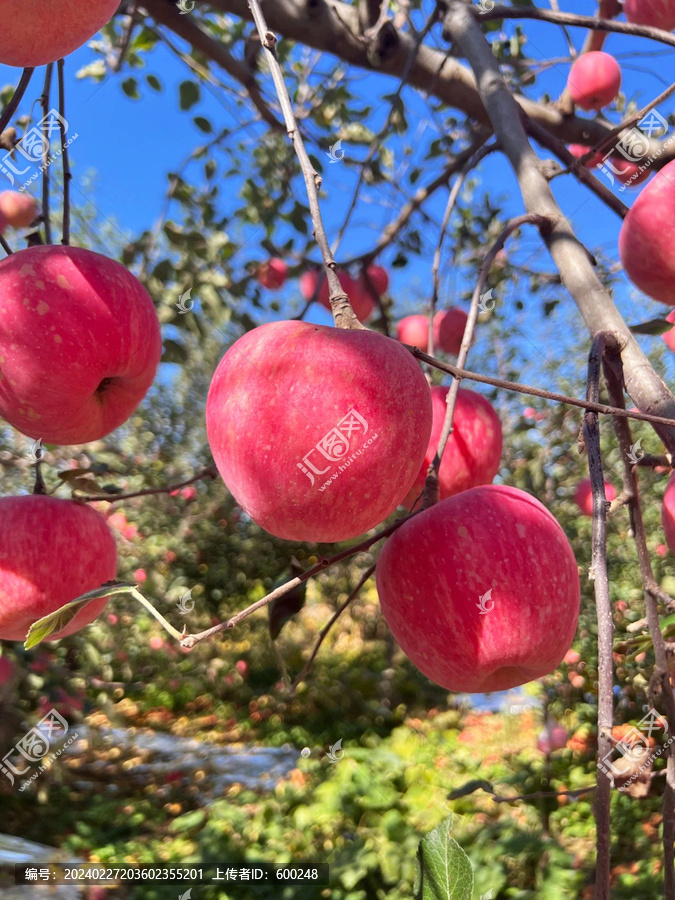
(582, 333), (614, 900)
(247, 0), (363, 329)
(198, 0), (675, 167)
(441, 0), (675, 458)
(0, 67), (34, 136)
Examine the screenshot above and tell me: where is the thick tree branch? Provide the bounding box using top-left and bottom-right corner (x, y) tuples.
(174, 0), (675, 168)
(441, 1), (675, 458)
(0, 67), (34, 136)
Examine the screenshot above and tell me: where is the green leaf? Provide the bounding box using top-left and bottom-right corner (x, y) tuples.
(121, 77), (141, 100)
(629, 318), (672, 336)
(146, 74), (162, 92)
(179, 80), (200, 111)
(24, 582), (137, 650)
(414, 815), (474, 900)
(193, 116), (212, 133)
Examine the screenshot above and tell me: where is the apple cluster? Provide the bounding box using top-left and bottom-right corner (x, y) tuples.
(0, 245), (162, 641)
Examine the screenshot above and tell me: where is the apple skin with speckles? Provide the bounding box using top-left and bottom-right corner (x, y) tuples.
(377, 484), (580, 693)
(0, 0), (119, 67)
(0, 246), (162, 445)
(206, 320), (433, 542)
(402, 386), (502, 508)
(619, 161), (675, 305)
(624, 0), (675, 31)
(0, 496), (117, 642)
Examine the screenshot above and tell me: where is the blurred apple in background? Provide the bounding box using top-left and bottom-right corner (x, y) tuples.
(574, 478), (617, 516)
(402, 386), (502, 508)
(0, 192), (38, 228)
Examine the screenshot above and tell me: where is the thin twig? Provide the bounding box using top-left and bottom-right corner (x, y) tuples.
(290, 564), (376, 693)
(76, 465), (218, 503)
(0, 68), (35, 136)
(583, 333), (614, 900)
(180, 515), (413, 647)
(581, 79), (675, 165)
(408, 349), (675, 431)
(40, 64), (54, 246)
(247, 0), (362, 329)
(423, 214), (550, 509)
(57, 59), (71, 245)
(603, 348), (675, 899)
(0, 235), (13, 256)
(477, 6), (675, 48)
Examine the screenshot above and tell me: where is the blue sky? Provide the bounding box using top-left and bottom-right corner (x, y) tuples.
(1, 0), (673, 396)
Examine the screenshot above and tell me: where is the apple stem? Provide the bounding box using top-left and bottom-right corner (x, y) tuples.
(129, 587), (184, 642)
(32, 459), (47, 495)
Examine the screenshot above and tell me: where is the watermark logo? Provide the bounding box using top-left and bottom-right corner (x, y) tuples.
(177, 0), (195, 13)
(28, 438), (44, 463)
(327, 139), (344, 164)
(596, 110), (672, 191)
(297, 408), (378, 490)
(176, 288), (194, 314)
(627, 439), (644, 466)
(0, 109), (78, 191)
(476, 589), (494, 615)
(176, 588), (195, 616)
(597, 708), (671, 790)
(327, 739), (344, 763)
(178, 890), (193, 900)
(478, 288), (496, 312)
(475, 0), (495, 12)
(0, 709), (75, 789)
(481, 891), (494, 900)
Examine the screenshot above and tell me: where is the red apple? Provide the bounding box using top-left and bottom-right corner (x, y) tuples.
(662, 473), (675, 553)
(434, 308), (468, 355)
(609, 157), (652, 186)
(402, 386), (502, 508)
(620, 163), (675, 304)
(256, 258), (288, 290)
(657, 543), (668, 557)
(235, 659), (249, 678)
(538, 723), (569, 753)
(0, 0), (119, 67)
(206, 320), (432, 542)
(567, 51), (622, 111)
(396, 315), (430, 351)
(0, 496), (117, 641)
(361, 265), (389, 297)
(568, 144), (604, 168)
(0, 192), (38, 229)
(149, 635), (165, 651)
(574, 478), (617, 516)
(377, 484), (581, 692)
(133, 568), (147, 583)
(0, 246), (162, 444)
(624, 0), (675, 31)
